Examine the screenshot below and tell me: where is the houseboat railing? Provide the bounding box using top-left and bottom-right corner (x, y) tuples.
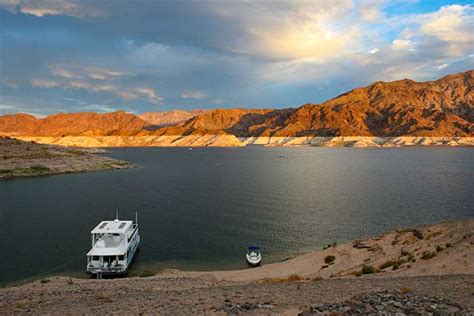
(87, 265), (126, 273)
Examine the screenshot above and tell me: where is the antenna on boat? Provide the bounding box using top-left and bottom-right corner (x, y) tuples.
(116, 208), (119, 221)
(135, 211), (138, 225)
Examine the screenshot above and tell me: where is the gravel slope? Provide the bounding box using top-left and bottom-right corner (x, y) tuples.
(0, 275), (472, 314)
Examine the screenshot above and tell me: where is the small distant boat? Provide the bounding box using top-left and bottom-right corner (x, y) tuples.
(86, 212), (140, 277)
(246, 246), (262, 267)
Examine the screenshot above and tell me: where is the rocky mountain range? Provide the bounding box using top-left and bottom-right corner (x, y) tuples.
(0, 70), (472, 146)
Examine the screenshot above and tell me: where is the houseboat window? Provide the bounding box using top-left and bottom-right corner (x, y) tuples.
(92, 256), (99, 261)
(119, 255), (124, 260)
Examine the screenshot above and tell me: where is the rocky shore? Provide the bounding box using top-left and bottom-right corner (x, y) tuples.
(0, 219), (472, 314)
(10, 135), (474, 148)
(0, 137), (134, 180)
(299, 289), (469, 315)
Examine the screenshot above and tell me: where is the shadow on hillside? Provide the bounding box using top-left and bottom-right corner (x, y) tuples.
(223, 108), (295, 137)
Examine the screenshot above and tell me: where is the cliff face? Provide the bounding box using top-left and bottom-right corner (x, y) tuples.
(0, 70), (472, 143)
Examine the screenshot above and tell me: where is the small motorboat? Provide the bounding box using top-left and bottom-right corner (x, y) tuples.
(246, 246), (262, 267)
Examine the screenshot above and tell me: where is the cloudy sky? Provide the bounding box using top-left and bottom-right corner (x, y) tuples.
(0, 0), (473, 116)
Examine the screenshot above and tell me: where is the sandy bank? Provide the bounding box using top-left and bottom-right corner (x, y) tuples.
(167, 218), (474, 282)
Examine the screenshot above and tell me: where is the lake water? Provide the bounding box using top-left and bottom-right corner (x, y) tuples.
(1, 147), (473, 285)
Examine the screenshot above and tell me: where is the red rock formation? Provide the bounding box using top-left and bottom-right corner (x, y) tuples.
(1, 70), (472, 137)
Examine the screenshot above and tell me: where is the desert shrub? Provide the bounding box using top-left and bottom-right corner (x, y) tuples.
(361, 265), (375, 275)
(264, 274), (304, 283)
(392, 263), (400, 270)
(413, 229), (424, 239)
(397, 228), (412, 234)
(287, 274), (304, 282)
(67, 277), (73, 285)
(436, 245), (443, 252)
(421, 251), (436, 260)
(67, 149), (85, 156)
(445, 243), (452, 248)
(324, 255), (335, 264)
(29, 165), (50, 172)
(400, 287), (412, 294)
(139, 270), (155, 278)
(95, 294), (113, 302)
(40, 278), (50, 284)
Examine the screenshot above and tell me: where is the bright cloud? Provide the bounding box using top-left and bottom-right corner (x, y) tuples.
(391, 39), (414, 51)
(181, 90), (207, 100)
(31, 78), (163, 104)
(369, 48), (380, 54)
(0, 0), (102, 17)
(421, 5), (474, 43)
(50, 65), (129, 81)
(213, 1), (358, 61)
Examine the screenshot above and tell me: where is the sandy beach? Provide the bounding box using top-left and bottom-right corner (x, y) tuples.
(1, 219), (472, 314)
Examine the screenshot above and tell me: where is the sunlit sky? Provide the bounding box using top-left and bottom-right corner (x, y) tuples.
(0, 0), (473, 116)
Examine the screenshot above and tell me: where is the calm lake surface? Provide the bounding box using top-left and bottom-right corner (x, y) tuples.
(1, 147), (473, 284)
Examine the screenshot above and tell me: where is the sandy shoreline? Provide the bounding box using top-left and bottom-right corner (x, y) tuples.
(163, 218), (474, 282)
(1, 219), (472, 314)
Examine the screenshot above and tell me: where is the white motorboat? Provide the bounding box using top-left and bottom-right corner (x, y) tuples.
(86, 213), (140, 276)
(246, 246), (261, 266)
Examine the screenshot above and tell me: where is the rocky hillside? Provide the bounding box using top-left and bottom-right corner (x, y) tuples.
(268, 70), (473, 137)
(0, 70), (472, 138)
(0, 111), (150, 136)
(177, 70), (473, 137)
(139, 109), (208, 128)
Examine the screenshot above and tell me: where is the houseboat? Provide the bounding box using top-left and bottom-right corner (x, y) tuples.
(86, 213), (140, 276)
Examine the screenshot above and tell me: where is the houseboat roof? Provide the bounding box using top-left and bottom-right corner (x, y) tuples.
(87, 247), (126, 256)
(91, 220), (133, 234)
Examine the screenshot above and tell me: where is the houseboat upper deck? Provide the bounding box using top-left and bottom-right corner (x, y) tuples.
(86, 217), (140, 276)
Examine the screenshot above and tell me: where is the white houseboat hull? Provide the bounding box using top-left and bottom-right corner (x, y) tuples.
(86, 218), (140, 276)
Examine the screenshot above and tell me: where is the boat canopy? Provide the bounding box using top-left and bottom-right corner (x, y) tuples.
(87, 247), (126, 256)
(248, 246), (260, 250)
(91, 220), (133, 234)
